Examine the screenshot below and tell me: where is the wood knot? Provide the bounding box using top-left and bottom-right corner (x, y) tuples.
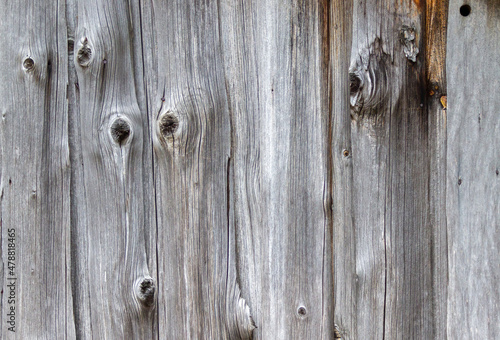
(400, 25), (419, 62)
(22, 57), (35, 72)
(349, 73), (362, 95)
(154, 89), (212, 153)
(235, 296), (256, 339)
(134, 276), (156, 309)
(158, 112), (179, 137)
(349, 38), (390, 124)
(110, 118), (131, 145)
(77, 37), (92, 67)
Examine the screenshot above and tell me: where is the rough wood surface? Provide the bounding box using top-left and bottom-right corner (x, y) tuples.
(141, 1), (256, 338)
(0, 1), (499, 339)
(333, 0), (449, 338)
(446, 1), (500, 338)
(70, 0), (156, 338)
(219, 1), (333, 338)
(0, 1), (75, 338)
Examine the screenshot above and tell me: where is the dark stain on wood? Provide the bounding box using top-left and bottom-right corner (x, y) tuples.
(425, 0), (449, 90)
(349, 38), (390, 125)
(110, 117), (131, 145)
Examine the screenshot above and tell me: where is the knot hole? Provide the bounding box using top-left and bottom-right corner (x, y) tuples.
(134, 276), (156, 308)
(159, 113), (179, 138)
(110, 118), (131, 145)
(349, 73), (362, 95)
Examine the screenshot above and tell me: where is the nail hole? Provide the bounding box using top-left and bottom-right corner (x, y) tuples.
(22, 57), (35, 72)
(110, 118), (131, 145)
(343, 149), (350, 157)
(496, 169), (499, 176)
(297, 306), (307, 316)
(460, 5), (471, 17)
(458, 178), (462, 186)
(159, 113), (179, 137)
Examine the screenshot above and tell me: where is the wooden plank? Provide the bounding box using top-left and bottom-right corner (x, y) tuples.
(71, 0), (156, 337)
(0, 0), (75, 338)
(425, 1), (449, 339)
(141, 1), (256, 338)
(446, 1), (500, 338)
(219, 1), (333, 338)
(330, 1), (355, 338)
(334, 0), (446, 338)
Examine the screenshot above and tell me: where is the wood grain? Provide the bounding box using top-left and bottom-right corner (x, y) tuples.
(446, 1), (500, 338)
(0, 0), (74, 338)
(425, 1), (449, 339)
(334, 0), (447, 338)
(1, 1), (500, 338)
(141, 1), (255, 338)
(219, 0), (333, 338)
(70, 0), (156, 337)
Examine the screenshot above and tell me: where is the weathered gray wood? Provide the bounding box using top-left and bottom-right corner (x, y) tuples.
(1, 1), (500, 338)
(70, 0), (156, 337)
(141, 1), (255, 338)
(219, 1), (333, 338)
(425, 1), (449, 339)
(0, 1), (75, 338)
(446, 1), (500, 338)
(330, 1), (355, 338)
(334, 1), (448, 338)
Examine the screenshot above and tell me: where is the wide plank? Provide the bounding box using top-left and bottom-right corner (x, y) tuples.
(219, 1), (333, 338)
(446, 1), (500, 338)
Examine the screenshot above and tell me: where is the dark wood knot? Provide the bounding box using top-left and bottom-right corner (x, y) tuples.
(110, 118), (131, 145)
(134, 276), (156, 308)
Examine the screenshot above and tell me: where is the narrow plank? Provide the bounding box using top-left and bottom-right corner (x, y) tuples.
(219, 1), (334, 338)
(71, 0), (155, 337)
(446, 1), (500, 338)
(425, 1), (449, 338)
(330, 0), (356, 338)
(0, 0), (75, 338)
(141, 1), (255, 338)
(335, 0), (441, 338)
